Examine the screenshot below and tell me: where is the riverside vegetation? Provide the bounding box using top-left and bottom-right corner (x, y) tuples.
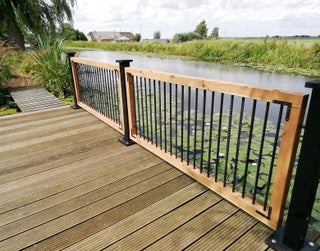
(64, 38), (320, 77)
(0, 37), (73, 116)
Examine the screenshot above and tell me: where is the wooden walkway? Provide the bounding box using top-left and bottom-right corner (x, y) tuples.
(9, 87), (67, 112)
(0, 106), (316, 250)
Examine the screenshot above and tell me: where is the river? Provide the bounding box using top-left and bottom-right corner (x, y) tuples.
(78, 50), (314, 95)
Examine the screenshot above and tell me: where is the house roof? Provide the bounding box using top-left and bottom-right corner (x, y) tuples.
(88, 31), (133, 41)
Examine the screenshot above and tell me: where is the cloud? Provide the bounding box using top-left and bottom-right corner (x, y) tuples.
(73, 0), (320, 38)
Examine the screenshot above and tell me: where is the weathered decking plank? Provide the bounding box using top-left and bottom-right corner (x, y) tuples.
(9, 87), (66, 112)
(64, 182), (208, 251)
(0, 107), (280, 251)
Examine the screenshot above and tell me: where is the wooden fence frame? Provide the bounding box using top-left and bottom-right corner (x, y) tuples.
(70, 57), (308, 230)
(125, 67), (308, 230)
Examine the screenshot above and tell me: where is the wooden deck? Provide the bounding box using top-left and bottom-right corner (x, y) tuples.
(9, 87), (67, 112)
(0, 107), (277, 250)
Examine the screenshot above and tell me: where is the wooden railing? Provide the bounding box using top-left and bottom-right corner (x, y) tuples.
(70, 57), (312, 242)
(71, 57), (124, 134)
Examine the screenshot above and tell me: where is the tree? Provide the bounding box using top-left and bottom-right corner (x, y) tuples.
(209, 27), (219, 40)
(172, 32), (202, 43)
(194, 20), (208, 39)
(0, 0), (76, 50)
(132, 33), (141, 42)
(153, 31), (161, 39)
(57, 23), (87, 41)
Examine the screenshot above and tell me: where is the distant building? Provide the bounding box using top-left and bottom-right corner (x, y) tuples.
(87, 31), (134, 42)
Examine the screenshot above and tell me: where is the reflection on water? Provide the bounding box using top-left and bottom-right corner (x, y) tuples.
(78, 50), (312, 94)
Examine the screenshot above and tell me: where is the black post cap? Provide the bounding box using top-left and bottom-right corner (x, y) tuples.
(305, 79), (320, 89)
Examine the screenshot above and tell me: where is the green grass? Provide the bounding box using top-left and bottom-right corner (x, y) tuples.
(63, 38), (320, 77)
(61, 95), (74, 105)
(0, 106), (18, 116)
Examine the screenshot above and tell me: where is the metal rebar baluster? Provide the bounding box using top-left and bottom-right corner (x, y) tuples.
(224, 95), (234, 187)
(253, 102), (270, 204)
(207, 91), (215, 177)
(242, 100), (257, 197)
(187, 86), (192, 165)
(215, 93), (224, 182)
(159, 81), (163, 149)
(180, 86), (185, 161)
(200, 90), (207, 173)
(263, 104), (283, 210)
(233, 97), (245, 192)
(153, 80), (158, 146)
(144, 78), (149, 141)
(169, 83), (173, 155)
(149, 79), (154, 144)
(193, 88), (199, 168)
(175, 84), (178, 157)
(164, 82), (167, 152)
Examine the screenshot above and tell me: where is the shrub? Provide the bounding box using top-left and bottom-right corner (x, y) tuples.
(0, 41), (13, 87)
(32, 36), (72, 98)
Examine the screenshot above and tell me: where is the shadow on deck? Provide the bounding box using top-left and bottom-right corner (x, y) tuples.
(0, 107), (283, 250)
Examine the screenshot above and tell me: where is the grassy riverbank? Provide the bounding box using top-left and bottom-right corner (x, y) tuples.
(64, 38), (320, 77)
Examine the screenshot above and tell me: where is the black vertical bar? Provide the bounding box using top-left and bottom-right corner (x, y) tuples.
(242, 99), (257, 197)
(113, 70), (121, 123)
(169, 83), (173, 155)
(135, 77), (141, 137)
(200, 90), (207, 173)
(180, 86), (185, 161)
(99, 68), (105, 115)
(224, 95), (234, 187)
(140, 78), (146, 139)
(187, 87), (192, 165)
(99, 69), (106, 116)
(116, 59), (134, 146)
(108, 70), (115, 119)
(233, 97), (245, 192)
(79, 64), (85, 103)
(83, 64), (90, 105)
(88, 66), (94, 107)
(207, 91), (215, 177)
(148, 79), (154, 144)
(97, 68), (103, 115)
(153, 80), (158, 146)
(164, 82), (167, 152)
(66, 52), (80, 109)
(159, 81), (163, 149)
(193, 88), (199, 168)
(108, 69), (116, 120)
(175, 84), (178, 157)
(280, 80), (320, 250)
(144, 78), (149, 141)
(252, 102), (270, 204)
(263, 104), (283, 210)
(215, 93), (224, 182)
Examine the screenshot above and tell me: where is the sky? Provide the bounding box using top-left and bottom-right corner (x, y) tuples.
(73, 0), (320, 39)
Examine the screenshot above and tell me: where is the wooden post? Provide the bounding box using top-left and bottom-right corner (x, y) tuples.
(266, 79), (320, 250)
(116, 59), (135, 146)
(66, 52), (80, 110)
(126, 73), (137, 136)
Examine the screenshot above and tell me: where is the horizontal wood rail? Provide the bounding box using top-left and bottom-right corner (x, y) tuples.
(70, 57), (308, 231)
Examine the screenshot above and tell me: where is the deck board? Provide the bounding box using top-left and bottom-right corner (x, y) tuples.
(0, 107), (279, 250)
(9, 87), (67, 112)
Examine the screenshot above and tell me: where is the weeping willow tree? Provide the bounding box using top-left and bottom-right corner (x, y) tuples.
(0, 0), (76, 50)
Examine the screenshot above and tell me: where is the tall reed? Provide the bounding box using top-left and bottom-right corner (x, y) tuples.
(64, 39), (320, 77)
(33, 36), (72, 97)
